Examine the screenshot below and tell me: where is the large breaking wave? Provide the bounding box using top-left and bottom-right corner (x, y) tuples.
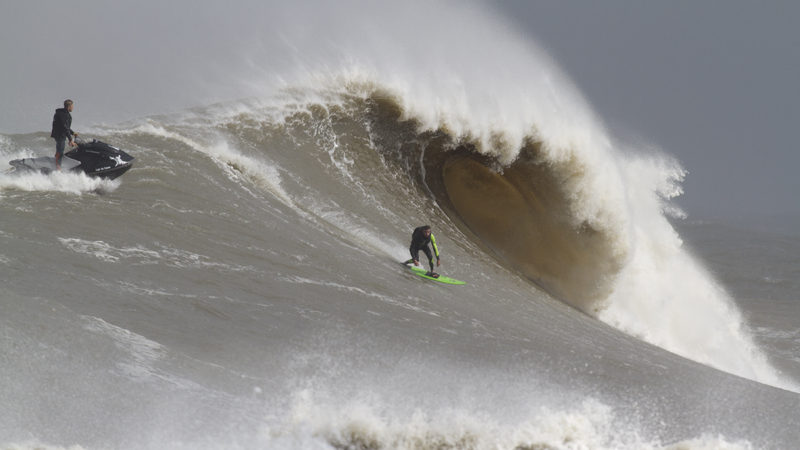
(186, 74), (792, 390)
(204, 0), (790, 389)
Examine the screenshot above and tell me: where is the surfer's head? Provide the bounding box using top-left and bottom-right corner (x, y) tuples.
(422, 225), (431, 237)
(64, 99), (73, 112)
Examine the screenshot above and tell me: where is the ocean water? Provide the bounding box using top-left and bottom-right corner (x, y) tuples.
(2, 3), (800, 449)
(676, 217), (800, 383)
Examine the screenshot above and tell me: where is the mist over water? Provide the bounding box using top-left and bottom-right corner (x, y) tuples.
(3, 1), (800, 449)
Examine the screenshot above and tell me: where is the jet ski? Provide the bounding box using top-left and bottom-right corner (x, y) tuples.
(9, 139), (134, 180)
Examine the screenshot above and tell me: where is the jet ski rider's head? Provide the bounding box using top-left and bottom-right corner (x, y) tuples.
(64, 99), (73, 112)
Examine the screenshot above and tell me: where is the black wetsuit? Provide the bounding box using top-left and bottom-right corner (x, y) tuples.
(406, 226), (440, 273)
(51, 107), (74, 166)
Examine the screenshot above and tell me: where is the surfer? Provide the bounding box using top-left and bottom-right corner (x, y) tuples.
(403, 225), (441, 277)
(51, 99), (79, 170)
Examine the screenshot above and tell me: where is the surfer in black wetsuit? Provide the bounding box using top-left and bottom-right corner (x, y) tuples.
(403, 225), (441, 277)
(51, 99), (78, 170)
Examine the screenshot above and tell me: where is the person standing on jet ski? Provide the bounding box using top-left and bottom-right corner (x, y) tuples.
(403, 225), (442, 277)
(51, 99), (79, 170)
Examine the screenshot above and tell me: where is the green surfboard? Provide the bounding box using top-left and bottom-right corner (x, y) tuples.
(406, 264), (466, 285)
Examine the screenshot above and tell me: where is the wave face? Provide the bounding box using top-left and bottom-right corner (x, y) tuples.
(2, 2), (800, 448)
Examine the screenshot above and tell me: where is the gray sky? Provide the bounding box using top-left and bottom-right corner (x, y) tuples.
(494, 1), (800, 219)
(2, 1), (798, 219)
(0, 0), (270, 132)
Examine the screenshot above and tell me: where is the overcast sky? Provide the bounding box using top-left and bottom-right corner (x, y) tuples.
(494, 1), (800, 219)
(1, 1), (797, 219)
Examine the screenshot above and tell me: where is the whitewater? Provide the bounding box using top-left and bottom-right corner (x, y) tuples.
(2, 2), (800, 449)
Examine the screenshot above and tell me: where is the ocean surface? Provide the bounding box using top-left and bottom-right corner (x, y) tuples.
(2, 6), (800, 448)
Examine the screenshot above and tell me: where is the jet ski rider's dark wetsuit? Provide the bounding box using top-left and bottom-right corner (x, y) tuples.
(51, 101), (76, 169)
(403, 225), (440, 275)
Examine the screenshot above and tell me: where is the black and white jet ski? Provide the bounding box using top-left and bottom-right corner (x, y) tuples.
(9, 139), (134, 180)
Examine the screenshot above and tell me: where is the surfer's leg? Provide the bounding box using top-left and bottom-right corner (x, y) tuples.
(422, 246), (434, 272)
(408, 246), (420, 265)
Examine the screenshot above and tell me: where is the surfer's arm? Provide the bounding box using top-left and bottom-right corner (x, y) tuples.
(430, 234), (440, 260)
